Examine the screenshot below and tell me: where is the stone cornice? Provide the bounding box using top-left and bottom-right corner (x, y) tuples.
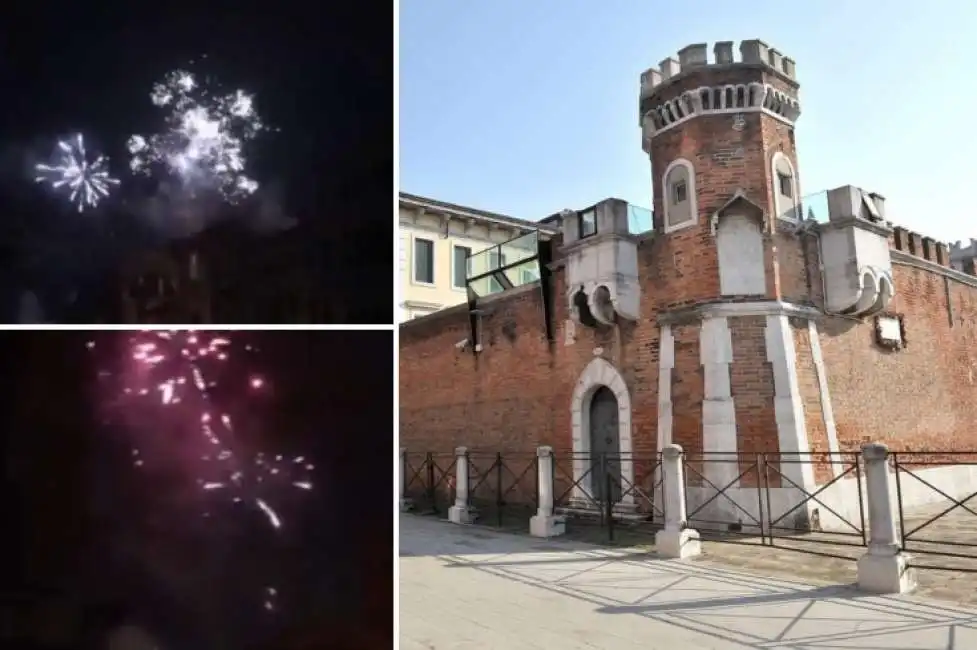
(399, 192), (558, 237)
(657, 299), (821, 326)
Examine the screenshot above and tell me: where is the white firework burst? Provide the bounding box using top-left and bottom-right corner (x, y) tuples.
(35, 133), (120, 212)
(128, 67), (266, 203)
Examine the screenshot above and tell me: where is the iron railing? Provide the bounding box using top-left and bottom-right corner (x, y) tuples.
(404, 448), (977, 570)
(893, 452), (977, 572)
(466, 451), (539, 529)
(402, 451), (455, 516)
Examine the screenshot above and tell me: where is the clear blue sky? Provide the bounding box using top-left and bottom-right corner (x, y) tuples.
(400, 1), (975, 244)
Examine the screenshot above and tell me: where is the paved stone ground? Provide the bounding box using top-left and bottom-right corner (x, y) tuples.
(401, 514), (977, 649)
(692, 502), (977, 609)
(408, 496), (977, 607)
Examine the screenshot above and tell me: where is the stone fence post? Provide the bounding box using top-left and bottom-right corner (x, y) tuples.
(856, 443), (916, 593)
(399, 447), (412, 512)
(448, 447), (474, 524)
(530, 446), (566, 537)
(654, 444), (701, 558)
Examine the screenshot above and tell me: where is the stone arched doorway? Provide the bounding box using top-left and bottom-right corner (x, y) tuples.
(570, 357), (634, 506)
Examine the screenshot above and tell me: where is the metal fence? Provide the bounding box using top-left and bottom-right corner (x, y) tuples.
(893, 452), (977, 572)
(549, 451), (666, 545)
(467, 452), (538, 530)
(402, 451), (455, 517)
(403, 448), (977, 571)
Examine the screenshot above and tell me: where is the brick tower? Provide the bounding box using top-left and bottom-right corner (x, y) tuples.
(640, 41), (821, 502)
(640, 40), (805, 305)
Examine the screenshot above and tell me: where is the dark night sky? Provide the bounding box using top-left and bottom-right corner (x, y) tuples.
(0, 330), (393, 648)
(0, 4), (393, 318)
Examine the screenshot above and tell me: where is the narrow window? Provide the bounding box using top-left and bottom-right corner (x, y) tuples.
(778, 172), (793, 199)
(413, 238), (434, 284)
(671, 180), (688, 205)
(452, 245), (471, 289)
(578, 210), (597, 239)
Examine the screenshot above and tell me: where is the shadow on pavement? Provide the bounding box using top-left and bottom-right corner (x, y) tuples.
(401, 513), (977, 649)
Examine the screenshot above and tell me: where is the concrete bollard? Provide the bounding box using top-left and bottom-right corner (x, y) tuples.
(448, 447), (475, 524)
(530, 446), (566, 537)
(654, 444), (702, 558)
(856, 443), (916, 593)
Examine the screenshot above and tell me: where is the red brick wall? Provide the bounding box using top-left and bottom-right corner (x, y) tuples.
(401, 256), (977, 468)
(399, 262), (666, 453)
(819, 263), (977, 453)
(726, 316), (777, 486)
(399, 289), (562, 453)
(669, 323), (702, 455)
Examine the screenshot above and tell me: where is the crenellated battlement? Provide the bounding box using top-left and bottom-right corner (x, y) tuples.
(640, 39), (797, 100)
(638, 39), (801, 143)
(889, 225), (952, 267)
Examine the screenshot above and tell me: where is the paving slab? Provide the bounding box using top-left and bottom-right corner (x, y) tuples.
(400, 514), (977, 650)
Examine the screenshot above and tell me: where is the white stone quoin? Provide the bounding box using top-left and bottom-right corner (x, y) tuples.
(700, 317), (738, 488)
(856, 443), (916, 594)
(655, 444), (702, 558)
(530, 446), (567, 537)
(764, 314), (816, 492)
(448, 447), (475, 524)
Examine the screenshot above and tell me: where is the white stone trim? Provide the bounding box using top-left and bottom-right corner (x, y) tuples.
(771, 151), (800, 223)
(654, 325), (675, 513)
(700, 317), (738, 487)
(656, 325), (675, 453)
(662, 158), (698, 234)
(658, 299), (822, 325)
(570, 357), (635, 505)
(807, 320), (843, 479)
(764, 314), (815, 491)
(643, 106), (797, 145)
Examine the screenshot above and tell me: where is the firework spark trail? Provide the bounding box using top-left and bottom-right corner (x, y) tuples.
(98, 331), (314, 532)
(35, 133), (120, 212)
(127, 66), (266, 203)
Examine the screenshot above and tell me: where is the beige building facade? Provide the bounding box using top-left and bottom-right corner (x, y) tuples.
(398, 192), (557, 321)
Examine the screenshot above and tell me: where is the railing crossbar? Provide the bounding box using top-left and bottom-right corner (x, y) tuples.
(468, 457), (500, 493)
(896, 462), (977, 539)
(553, 458), (599, 509)
(684, 462), (762, 526)
(766, 462), (863, 535)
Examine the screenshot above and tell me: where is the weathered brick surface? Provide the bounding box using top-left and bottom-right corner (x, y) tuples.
(669, 324), (702, 456)
(651, 112), (768, 307)
(728, 316), (779, 486)
(763, 118), (810, 304)
(819, 264), (977, 453)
